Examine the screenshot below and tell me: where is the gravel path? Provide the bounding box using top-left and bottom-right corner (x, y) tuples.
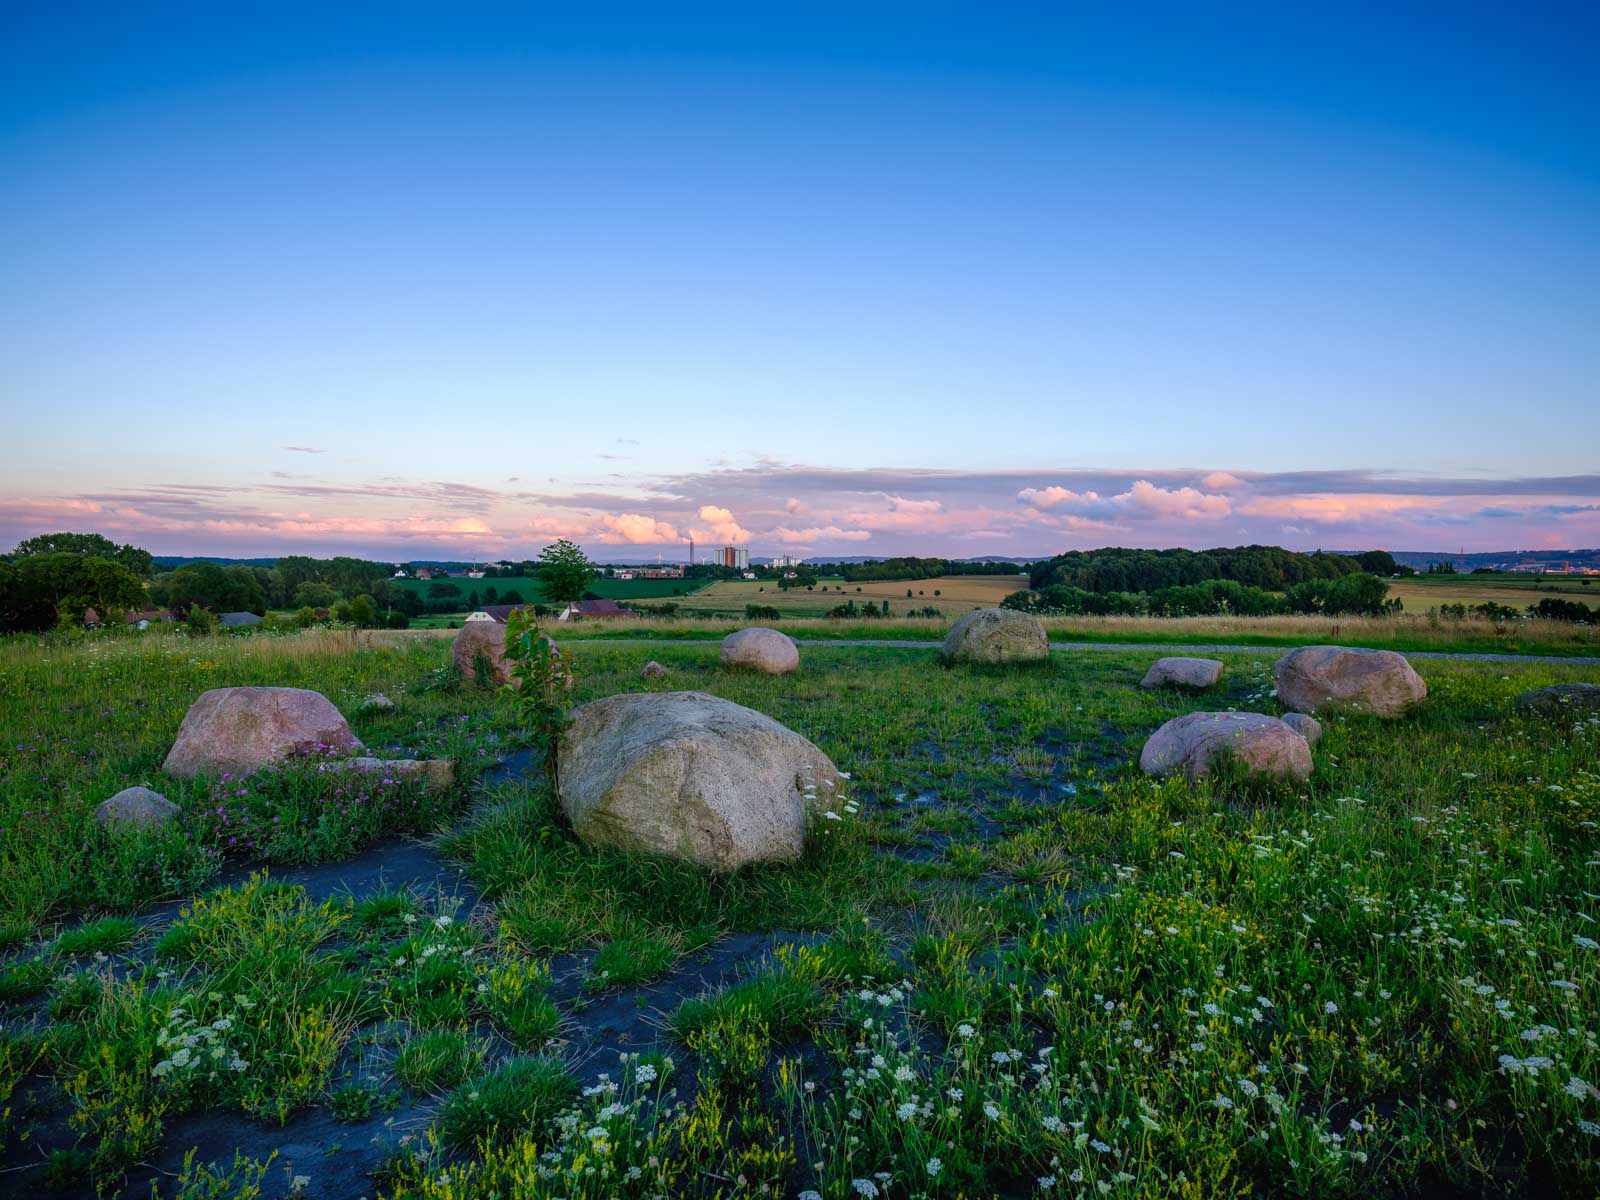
(570, 636), (1600, 666)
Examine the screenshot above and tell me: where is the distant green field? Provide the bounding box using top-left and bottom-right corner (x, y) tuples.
(388, 575), (710, 604)
(1390, 572), (1597, 610)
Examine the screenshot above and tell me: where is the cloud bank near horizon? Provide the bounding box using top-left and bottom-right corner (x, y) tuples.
(3, 463), (1598, 561)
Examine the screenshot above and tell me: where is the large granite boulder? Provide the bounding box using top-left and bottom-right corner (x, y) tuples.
(163, 687), (363, 778)
(720, 627), (799, 675)
(557, 691), (840, 871)
(942, 608), (1049, 665)
(1140, 657), (1224, 690)
(453, 621), (513, 686)
(1140, 711), (1313, 783)
(1281, 712), (1323, 746)
(95, 786), (180, 832)
(1514, 683), (1600, 716)
(1273, 646), (1426, 716)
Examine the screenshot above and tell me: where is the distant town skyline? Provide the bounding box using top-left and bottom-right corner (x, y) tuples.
(3, 5), (1596, 560)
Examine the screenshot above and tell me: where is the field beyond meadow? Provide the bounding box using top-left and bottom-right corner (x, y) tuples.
(0, 627), (1597, 1198)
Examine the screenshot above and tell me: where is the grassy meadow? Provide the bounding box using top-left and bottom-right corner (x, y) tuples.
(0, 627), (1598, 1197)
(416, 609), (1600, 658)
(637, 573), (1027, 618)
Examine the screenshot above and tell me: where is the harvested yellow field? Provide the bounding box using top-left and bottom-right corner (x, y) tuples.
(660, 574), (1028, 616)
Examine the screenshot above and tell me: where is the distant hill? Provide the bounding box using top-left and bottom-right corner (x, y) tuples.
(152, 556), (280, 569)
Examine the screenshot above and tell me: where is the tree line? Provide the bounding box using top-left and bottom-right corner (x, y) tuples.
(1027, 545), (1397, 593)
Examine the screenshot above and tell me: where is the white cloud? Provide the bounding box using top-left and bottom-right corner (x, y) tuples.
(1018, 479), (1231, 521)
(883, 494), (943, 514)
(773, 525), (872, 545)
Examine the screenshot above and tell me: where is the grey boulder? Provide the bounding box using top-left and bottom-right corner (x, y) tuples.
(95, 786), (180, 832)
(1273, 646), (1426, 717)
(1140, 711), (1313, 783)
(942, 608), (1049, 664)
(163, 687), (363, 778)
(720, 627), (799, 674)
(1140, 657), (1224, 690)
(558, 690), (840, 871)
(1280, 712), (1323, 745)
(640, 660), (669, 680)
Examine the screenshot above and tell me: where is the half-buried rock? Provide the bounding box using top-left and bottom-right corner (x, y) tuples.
(558, 690), (840, 871)
(1513, 682), (1600, 717)
(453, 620), (514, 686)
(1140, 711), (1313, 783)
(720, 627), (799, 674)
(942, 608), (1048, 665)
(95, 786), (180, 832)
(164, 687), (363, 778)
(1140, 657), (1224, 690)
(1273, 645), (1426, 717)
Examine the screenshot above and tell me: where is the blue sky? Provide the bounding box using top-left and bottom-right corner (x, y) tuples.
(2, 2), (1597, 559)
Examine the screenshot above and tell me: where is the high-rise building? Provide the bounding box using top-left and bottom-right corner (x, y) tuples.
(721, 545), (737, 569)
(734, 547), (749, 570)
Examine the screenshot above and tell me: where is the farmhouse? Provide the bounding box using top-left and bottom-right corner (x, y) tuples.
(125, 608), (175, 630)
(558, 599), (637, 621)
(467, 600), (638, 623)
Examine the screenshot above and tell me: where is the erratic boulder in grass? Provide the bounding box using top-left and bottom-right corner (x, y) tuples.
(640, 660), (669, 680)
(941, 608), (1049, 665)
(720, 627), (799, 675)
(1272, 645), (1426, 717)
(95, 786), (180, 832)
(1140, 711), (1313, 783)
(1514, 682), (1600, 716)
(362, 693), (395, 710)
(453, 621), (513, 686)
(557, 690), (841, 872)
(1140, 657), (1224, 690)
(163, 687), (363, 778)
(1281, 712), (1323, 746)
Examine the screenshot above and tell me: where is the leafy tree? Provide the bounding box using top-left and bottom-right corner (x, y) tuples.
(293, 581), (339, 609)
(428, 580), (462, 599)
(0, 553), (148, 630)
(1353, 550), (1398, 575)
(535, 540), (596, 605)
(151, 562), (267, 616)
(500, 588), (526, 605)
(10, 532), (153, 579)
(346, 595), (379, 627)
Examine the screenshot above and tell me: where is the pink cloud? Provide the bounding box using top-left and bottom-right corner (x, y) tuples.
(597, 513), (681, 544)
(692, 504), (751, 544)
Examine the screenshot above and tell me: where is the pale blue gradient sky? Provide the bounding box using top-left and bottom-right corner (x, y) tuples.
(2, 3), (1597, 558)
